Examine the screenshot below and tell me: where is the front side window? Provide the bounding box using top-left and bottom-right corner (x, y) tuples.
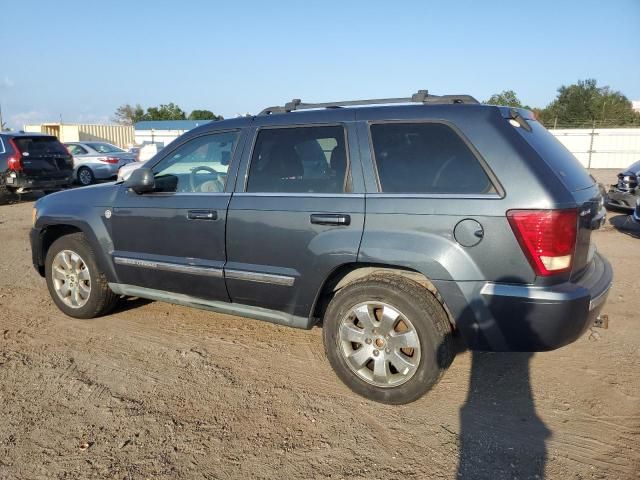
(370, 123), (495, 194)
(151, 132), (238, 193)
(246, 126), (348, 193)
(67, 144), (88, 155)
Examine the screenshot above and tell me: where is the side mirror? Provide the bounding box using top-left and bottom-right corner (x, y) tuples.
(124, 167), (155, 194)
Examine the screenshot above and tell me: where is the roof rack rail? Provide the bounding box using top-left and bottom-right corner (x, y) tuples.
(259, 90), (479, 115)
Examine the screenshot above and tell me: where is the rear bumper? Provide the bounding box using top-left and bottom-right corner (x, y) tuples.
(437, 252), (613, 352)
(5, 173), (73, 191)
(89, 163), (119, 179)
(606, 187), (638, 210)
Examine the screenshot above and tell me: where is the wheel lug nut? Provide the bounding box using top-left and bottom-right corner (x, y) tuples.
(365, 338), (372, 345)
(373, 350), (379, 357)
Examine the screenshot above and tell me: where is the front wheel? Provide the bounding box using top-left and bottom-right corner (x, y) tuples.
(45, 232), (118, 319)
(322, 275), (454, 404)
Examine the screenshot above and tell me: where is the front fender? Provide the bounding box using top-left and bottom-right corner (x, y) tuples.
(33, 185), (120, 282)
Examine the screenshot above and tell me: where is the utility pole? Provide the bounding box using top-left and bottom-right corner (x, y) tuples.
(587, 119), (597, 169)
(0, 102), (4, 131)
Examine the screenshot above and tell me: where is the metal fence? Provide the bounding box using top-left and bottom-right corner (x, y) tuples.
(550, 127), (640, 169)
(24, 123), (135, 148)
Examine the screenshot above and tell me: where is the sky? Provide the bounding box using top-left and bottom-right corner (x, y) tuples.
(0, 0), (639, 128)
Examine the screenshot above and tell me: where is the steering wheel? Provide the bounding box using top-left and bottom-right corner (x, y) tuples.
(431, 155), (456, 188)
(190, 166), (222, 192)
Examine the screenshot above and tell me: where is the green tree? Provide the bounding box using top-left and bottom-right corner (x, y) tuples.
(142, 103), (186, 121)
(113, 103), (145, 125)
(539, 79), (640, 127)
(188, 109), (223, 121)
(484, 90), (525, 108)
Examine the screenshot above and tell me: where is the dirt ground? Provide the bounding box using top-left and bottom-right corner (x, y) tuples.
(0, 172), (638, 479)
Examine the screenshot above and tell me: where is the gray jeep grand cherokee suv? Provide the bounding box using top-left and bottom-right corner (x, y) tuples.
(30, 91), (612, 404)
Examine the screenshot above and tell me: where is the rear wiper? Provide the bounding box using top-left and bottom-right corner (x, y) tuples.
(509, 108), (532, 132)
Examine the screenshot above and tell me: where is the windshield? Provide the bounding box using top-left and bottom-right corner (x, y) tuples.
(13, 136), (68, 155)
(87, 142), (124, 154)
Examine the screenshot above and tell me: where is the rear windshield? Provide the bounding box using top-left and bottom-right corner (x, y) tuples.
(86, 142), (124, 153)
(13, 136), (68, 155)
(517, 121), (594, 192)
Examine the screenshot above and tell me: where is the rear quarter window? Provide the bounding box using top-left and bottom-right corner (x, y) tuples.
(516, 121), (594, 192)
(370, 122), (496, 194)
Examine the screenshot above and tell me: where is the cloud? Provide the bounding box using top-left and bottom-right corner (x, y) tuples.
(8, 111), (51, 128)
(74, 113), (111, 124)
(5, 109), (113, 129)
(0, 76), (14, 89)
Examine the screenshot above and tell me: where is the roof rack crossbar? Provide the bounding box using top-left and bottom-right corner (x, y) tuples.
(259, 90), (479, 115)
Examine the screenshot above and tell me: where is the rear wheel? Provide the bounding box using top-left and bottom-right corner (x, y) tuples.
(45, 232), (118, 319)
(77, 167), (94, 186)
(0, 183), (11, 202)
(322, 275), (454, 404)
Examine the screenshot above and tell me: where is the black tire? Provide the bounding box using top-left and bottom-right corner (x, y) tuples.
(322, 275), (454, 404)
(77, 167), (94, 186)
(0, 183), (12, 203)
(45, 232), (118, 319)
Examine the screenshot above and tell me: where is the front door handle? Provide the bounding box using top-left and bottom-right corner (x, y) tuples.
(188, 209), (217, 220)
(310, 213), (351, 226)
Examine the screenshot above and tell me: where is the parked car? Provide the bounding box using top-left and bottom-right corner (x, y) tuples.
(605, 160), (640, 210)
(127, 146), (141, 161)
(1, 132), (73, 196)
(30, 91), (612, 404)
(138, 143), (163, 162)
(64, 142), (136, 186)
(633, 197), (640, 224)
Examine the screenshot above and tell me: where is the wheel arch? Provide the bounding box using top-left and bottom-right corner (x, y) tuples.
(35, 222), (115, 281)
(311, 263), (456, 328)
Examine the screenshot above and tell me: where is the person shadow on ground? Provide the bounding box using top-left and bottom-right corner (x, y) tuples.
(454, 280), (552, 480)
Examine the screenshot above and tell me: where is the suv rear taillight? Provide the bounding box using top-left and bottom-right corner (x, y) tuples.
(99, 156), (120, 164)
(7, 138), (23, 171)
(507, 209), (578, 276)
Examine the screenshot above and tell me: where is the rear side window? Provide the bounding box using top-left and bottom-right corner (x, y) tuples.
(516, 121), (594, 192)
(370, 123), (495, 194)
(247, 126), (348, 193)
(86, 142), (124, 154)
(13, 136), (68, 155)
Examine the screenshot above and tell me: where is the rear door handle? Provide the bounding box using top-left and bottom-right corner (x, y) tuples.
(188, 209), (217, 220)
(310, 214), (351, 226)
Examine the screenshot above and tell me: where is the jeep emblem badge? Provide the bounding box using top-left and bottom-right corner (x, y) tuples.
(104, 209), (112, 219)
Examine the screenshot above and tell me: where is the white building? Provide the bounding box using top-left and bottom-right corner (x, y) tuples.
(134, 120), (212, 147)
